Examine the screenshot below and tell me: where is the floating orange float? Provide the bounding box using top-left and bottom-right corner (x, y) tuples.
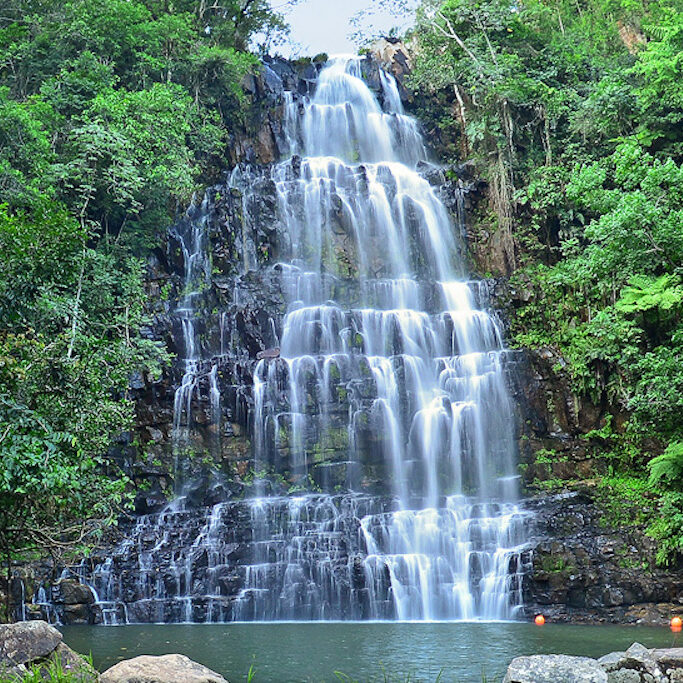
(672, 616), (682, 631)
(534, 614), (546, 626)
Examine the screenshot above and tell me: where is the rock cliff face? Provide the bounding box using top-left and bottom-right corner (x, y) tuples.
(8, 42), (682, 625)
(524, 493), (682, 624)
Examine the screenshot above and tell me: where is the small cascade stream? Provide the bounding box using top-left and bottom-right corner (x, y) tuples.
(170, 196), (212, 455)
(57, 56), (531, 625)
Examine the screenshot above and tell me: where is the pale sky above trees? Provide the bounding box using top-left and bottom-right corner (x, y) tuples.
(270, 0), (413, 56)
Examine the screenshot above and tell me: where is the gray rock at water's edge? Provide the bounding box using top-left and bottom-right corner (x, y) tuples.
(503, 654), (608, 682)
(600, 642), (667, 682)
(0, 620), (62, 666)
(653, 649), (683, 682)
(654, 649), (683, 669)
(606, 671), (646, 682)
(505, 645), (683, 683)
(599, 651), (628, 671)
(101, 654), (227, 683)
(0, 620), (98, 681)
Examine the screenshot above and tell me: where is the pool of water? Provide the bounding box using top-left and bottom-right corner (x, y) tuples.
(61, 622), (681, 682)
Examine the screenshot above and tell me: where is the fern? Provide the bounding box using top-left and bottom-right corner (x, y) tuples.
(648, 441), (683, 487)
(616, 274), (683, 314)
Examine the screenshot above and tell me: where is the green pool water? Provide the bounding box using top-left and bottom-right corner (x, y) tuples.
(61, 621), (681, 682)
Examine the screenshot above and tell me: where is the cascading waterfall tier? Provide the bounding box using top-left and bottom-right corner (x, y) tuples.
(241, 56), (530, 620)
(70, 56), (530, 625)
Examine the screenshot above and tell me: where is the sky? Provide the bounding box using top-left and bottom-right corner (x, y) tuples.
(269, 0), (415, 57)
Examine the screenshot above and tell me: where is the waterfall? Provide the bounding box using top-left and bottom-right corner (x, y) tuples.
(78, 56), (530, 625)
(169, 193), (225, 487)
(240, 57), (530, 621)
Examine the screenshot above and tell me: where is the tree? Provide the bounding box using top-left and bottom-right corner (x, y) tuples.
(412, 0), (683, 563)
(0, 203), (167, 620)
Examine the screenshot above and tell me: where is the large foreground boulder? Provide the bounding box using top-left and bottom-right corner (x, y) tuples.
(503, 654), (608, 682)
(101, 654), (227, 683)
(0, 620), (98, 681)
(504, 644), (683, 682)
(0, 620), (61, 666)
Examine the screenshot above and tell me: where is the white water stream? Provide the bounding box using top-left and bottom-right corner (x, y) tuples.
(49, 57), (530, 625)
(240, 57), (530, 620)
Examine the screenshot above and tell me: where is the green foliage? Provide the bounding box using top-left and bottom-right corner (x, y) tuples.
(0, 650), (96, 682)
(0, 0), (270, 241)
(629, 333), (683, 436)
(648, 442), (683, 488)
(413, 0), (683, 562)
(646, 491), (683, 566)
(616, 275), (683, 315)
(0, 88), (56, 207)
(0, 205), (168, 600)
(0, 0), (290, 598)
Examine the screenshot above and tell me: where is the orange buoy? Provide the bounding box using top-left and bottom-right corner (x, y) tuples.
(671, 616), (683, 630)
(534, 614), (546, 626)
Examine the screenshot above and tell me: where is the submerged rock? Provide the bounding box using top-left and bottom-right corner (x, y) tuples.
(101, 654), (227, 683)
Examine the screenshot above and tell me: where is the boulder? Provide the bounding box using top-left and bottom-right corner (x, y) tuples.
(64, 603), (96, 625)
(653, 649), (683, 669)
(596, 642), (668, 681)
(0, 620), (62, 667)
(504, 645), (683, 683)
(598, 651), (627, 671)
(101, 654), (227, 683)
(52, 642), (100, 681)
(0, 620), (98, 681)
(57, 578), (95, 605)
(653, 649), (683, 682)
(503, 654), (608, 682)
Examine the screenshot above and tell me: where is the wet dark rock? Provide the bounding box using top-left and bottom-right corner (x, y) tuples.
(56, 578), (95, 605)
(256, 347), (280, 359)
(522, 492), (683, 624)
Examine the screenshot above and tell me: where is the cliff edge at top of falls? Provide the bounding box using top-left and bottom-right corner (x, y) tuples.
(227, 39), (418, 167)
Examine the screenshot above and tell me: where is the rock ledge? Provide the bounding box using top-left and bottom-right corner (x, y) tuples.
(504, 643), (683, 682)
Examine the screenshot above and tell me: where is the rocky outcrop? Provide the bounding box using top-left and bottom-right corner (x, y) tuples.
(504, 654), (608, 682)
(0, 620), (98, 681)
(101, 654), (226, 683)
(522, 491), (683, 624)
(512, 348), (607, 484)
(504, 644), (683, 683)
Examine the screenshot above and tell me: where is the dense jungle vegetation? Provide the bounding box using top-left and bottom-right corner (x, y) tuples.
(0, 0), (289, 600)
(0, 0), (681, 604)
(410, 0), (683, 565)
